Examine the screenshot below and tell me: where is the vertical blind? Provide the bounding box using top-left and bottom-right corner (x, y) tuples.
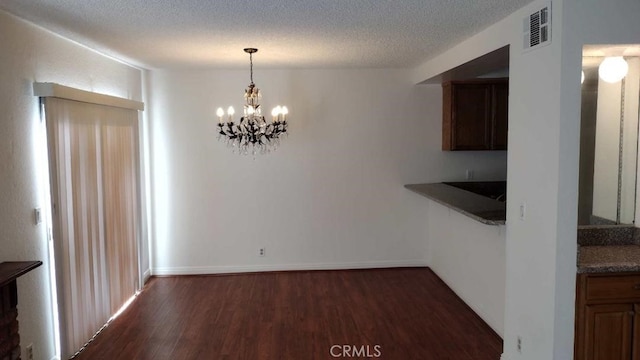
(43, 96), (141, 359)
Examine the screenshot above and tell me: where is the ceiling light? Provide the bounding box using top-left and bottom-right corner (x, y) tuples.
(598, 56), (629, 83)
(217, 48), (288, 155)
(581, 70), (585, 84)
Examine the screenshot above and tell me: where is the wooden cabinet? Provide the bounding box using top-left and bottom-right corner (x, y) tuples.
(442, 78), (508, 151)
(575, 273), (640, 360)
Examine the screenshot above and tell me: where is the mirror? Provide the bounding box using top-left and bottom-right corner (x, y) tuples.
(579, 45), (640, 225)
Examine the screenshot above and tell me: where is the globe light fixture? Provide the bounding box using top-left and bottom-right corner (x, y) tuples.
(598, 56), (629, 83)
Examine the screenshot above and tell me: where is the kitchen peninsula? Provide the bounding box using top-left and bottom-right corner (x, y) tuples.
(405, 181), (506, 225)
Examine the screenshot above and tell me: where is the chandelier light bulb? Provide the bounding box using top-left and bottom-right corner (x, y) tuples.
(281, 106), (288, 121)
(227, 106), (235, 116)
(274, 106), (282, 121)
(599, 56), (629, 83)
(216, 107), (224, 123)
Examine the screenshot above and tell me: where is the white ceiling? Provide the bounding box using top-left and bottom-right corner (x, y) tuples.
(582, 45), (640, 68)
(0, 0), (534, 70)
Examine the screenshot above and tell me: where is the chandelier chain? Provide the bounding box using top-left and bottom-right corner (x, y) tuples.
(249, 51), (254, 85)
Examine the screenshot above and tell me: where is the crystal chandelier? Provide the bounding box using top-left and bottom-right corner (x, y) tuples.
(216, 48), (288, 155)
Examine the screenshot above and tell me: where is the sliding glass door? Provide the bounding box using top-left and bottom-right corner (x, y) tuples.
(43, 97), (141, 359)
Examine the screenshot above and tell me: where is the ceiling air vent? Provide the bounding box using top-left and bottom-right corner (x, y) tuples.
(523, 3), (551, 52)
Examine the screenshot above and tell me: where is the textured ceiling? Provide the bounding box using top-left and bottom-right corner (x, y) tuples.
(0, 0), (534, 69)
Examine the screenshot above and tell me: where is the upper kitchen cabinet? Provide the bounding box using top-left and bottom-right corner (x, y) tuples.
(442, 78), (508, 151)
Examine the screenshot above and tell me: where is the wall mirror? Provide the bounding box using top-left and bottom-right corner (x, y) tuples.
(579, 45), (640, 225)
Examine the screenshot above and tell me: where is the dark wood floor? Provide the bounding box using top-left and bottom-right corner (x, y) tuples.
(74, 268), (502, 360)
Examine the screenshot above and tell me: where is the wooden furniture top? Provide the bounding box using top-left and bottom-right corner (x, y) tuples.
(0, 261), (43, 288)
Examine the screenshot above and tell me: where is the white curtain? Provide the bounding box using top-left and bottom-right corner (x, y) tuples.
(44, 97), (141, 359)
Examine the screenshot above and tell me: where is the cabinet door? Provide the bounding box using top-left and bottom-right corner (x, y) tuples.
(450, 84), (492, 150)
(584, 304), (634, 360)
(491, 83), (508, 150)
(634, 304), (640, 360)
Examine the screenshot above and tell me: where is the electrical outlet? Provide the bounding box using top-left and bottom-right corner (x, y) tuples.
(26, 343), (33, 360)
(517, 336), (522, 353)
(34, 208), (42, 225)
(259, 248), (266, 257)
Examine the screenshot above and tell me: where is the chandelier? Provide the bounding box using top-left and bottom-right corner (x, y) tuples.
(216, 48), (288, 155)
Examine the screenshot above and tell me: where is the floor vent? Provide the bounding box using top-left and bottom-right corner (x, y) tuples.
(523, 2), (551, 52)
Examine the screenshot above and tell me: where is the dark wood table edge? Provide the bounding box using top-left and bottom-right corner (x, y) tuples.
(0, 261), (43, 288)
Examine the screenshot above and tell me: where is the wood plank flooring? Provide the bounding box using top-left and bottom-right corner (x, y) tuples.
(74, 268), (502, 360)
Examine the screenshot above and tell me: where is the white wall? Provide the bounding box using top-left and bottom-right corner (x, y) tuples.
(415, 0), (573, 359)
(506, 2), (572, 358)
(0, 10), (143, 360)
(411, 7), (530, 350)
(427, 202), (505, 336)
(147, 69), (507, 274)
(414, 1), (640, 359)
(7, 1), (640, 359)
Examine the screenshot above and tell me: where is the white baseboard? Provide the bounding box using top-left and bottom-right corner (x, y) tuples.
(142, 268), (151, 283)
(151, 259), (428, 276)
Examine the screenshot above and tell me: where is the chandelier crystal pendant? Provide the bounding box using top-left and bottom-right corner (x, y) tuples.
(217, 48), (289, 155)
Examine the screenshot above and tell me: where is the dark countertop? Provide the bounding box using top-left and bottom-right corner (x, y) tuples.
(404, 182), (506, 226)
(578, 225), (637, 246)
(578, 245), (640, 273)
(577, 226), (640, 273)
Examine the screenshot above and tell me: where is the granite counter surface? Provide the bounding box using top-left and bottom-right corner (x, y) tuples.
(578, 225), (637, 246)
(404, 183), (505, 226)
(578, 245), (640, 273)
